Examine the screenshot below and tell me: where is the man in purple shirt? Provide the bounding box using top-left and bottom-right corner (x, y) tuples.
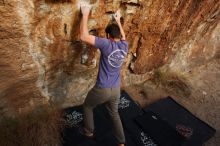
(80, 5), (128, 146)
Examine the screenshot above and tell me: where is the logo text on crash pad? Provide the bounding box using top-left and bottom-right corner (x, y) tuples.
(119, 97), (131, 109)
(66, 111), (83, 127)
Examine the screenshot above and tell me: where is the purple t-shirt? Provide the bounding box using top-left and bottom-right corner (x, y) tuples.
(95, 37), (128, 88)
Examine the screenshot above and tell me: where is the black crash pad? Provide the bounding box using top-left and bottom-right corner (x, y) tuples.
(62, 105), (117, 146)
(144, 97), (216, 146)
(136, 111), (185, 146)
(119, 91), (157, 146)
(122, 118), (158, 146)
(62, 91), (147, 146)
(119, 90), (143, 119)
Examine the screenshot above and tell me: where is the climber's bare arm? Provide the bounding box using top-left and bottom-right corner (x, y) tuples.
(114, 10), (126, 40)
(80, 6), (95, 46)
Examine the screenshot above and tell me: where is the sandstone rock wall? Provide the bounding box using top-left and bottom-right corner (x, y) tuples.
(0, 0), (219, 115)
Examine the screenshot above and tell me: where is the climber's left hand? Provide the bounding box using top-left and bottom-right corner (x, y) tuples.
(114, 10), (121, 23)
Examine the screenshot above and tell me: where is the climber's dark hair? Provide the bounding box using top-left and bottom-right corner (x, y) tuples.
(105, 23), (121, 39)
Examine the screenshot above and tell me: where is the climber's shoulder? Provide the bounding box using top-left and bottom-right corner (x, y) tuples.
(94, 37), (110, 49)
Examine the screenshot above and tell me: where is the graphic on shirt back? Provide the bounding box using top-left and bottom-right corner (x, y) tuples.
(108, 49), (127, 68)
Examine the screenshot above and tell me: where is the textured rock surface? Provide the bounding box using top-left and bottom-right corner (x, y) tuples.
(0, 0), (48, 116)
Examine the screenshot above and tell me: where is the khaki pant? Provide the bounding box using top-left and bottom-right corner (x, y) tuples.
(83, 86), (125, 144)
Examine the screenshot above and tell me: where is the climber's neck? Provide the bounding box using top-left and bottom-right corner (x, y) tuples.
(114, 38), (120, 42)
(109, 38), (120, 42)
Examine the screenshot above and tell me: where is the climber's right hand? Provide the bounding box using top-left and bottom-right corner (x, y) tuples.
(81, 5), (91, 16)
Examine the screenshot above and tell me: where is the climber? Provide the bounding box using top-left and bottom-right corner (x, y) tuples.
(79, 4), (128, 146)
